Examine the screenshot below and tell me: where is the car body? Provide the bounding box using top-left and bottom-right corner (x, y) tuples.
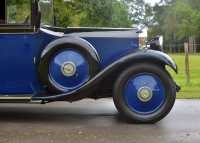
(0, 0), (180, 123)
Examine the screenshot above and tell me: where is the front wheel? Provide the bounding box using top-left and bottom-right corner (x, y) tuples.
(113, 63), (176, 123)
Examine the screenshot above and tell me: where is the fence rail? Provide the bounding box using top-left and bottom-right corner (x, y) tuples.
(163, 43), (200, 53)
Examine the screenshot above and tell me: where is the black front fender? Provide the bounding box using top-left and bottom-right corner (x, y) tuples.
(33, 49), (178, 101)
(128, 49), (178, 73)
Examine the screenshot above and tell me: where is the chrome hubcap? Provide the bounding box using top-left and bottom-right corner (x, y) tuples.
(137, 87), (153, 102)
(61, 62), (76, 77)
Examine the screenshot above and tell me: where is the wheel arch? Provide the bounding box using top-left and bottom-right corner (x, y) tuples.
(39, 36), (100, 65)
(118, 49), (178, 74)
(100, 49), (178, 90)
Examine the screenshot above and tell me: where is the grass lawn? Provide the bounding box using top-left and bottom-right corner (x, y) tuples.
(166, 53), (200, 98)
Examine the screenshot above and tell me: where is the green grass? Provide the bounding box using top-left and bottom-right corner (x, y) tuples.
(166, 53), (200, 98)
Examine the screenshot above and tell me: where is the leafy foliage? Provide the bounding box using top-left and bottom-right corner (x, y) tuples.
(54, 0), (132, 28)
(7, 0), (200, 50)
(6, 0), (30, 23)
(143, 0), (200, 52)
(122, 0), (153, 28)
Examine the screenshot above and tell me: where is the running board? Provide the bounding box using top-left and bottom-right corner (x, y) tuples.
(0, 95), (32, 102)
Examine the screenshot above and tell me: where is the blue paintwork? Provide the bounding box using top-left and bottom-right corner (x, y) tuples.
(34, 30), (59, 92)
(0, 31), (57, 94)
(49, 49), (89, 90)
(0, 34), (36, 94)
(0, 29), (139, 94)
(84, 38), (139, 68)
(124, 73), (165, 114)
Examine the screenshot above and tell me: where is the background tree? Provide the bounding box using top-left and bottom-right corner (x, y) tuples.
(147, 0), (200, 52)
(53, 0), (200, 53)
(54, 0), (78, 27)
(54, 0), (131, 28)
(122, 0), (153, 28)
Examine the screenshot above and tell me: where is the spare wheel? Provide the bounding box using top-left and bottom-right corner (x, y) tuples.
(38, 37), (100, 93)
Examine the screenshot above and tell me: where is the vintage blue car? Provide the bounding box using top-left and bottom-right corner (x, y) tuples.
(0, 0), (180, 123)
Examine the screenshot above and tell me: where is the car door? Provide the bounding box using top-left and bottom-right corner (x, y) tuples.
(0, 0), (37, 94)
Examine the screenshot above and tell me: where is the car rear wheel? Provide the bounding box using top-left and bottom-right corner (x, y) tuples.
(113, 63), (176, 123)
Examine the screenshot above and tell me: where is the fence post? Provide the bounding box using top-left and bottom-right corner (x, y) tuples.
(184, 43), (190, 84)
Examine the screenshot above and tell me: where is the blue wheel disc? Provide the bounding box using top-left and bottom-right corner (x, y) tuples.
(124, 73), (165, 114)
(49, 49), (89, 90)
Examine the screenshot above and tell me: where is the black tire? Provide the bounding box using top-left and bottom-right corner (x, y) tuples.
(113, 62), (176, 124)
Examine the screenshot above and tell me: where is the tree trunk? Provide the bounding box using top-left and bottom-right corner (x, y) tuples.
(194, 37), (197, 53)
(189, 36), (193, 53)
(170, 46), (172, 53)
(178, 42), (181, 53)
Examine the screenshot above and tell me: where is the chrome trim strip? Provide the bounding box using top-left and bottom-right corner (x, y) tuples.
(40, 28), (64, 37)
(0, 97), (31, 100)
(64, 30), (139, 38)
